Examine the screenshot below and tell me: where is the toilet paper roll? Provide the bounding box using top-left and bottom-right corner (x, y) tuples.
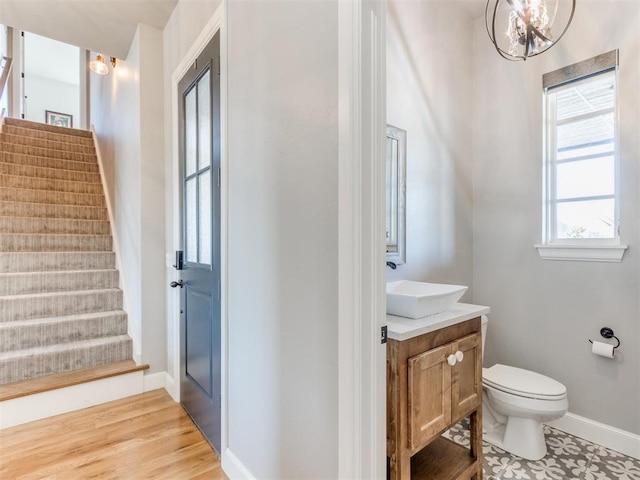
(591, 340), (615, 359)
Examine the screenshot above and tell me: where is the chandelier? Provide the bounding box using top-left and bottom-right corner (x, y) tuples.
(486, 0), (576, 61)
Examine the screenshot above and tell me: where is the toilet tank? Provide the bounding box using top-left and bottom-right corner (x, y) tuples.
(481, 315), (488, 361)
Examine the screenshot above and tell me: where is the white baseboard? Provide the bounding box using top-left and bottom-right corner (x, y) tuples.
(547, 412), (640, 460)
(143, 371), (168, 392)
(222, 448), (255, 479)
(0, 370), (144, 429)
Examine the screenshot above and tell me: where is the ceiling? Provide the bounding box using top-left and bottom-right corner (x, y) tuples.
(0, 0), (178, 59)
(0, 0), (487, 62)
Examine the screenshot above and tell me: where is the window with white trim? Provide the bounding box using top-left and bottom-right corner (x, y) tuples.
(537, 50), (627, 262)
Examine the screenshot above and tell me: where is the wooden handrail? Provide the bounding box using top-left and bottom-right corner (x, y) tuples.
(0, 56), (13, 104)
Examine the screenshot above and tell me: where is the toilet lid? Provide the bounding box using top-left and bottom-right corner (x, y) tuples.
(483, 364), (567, 400)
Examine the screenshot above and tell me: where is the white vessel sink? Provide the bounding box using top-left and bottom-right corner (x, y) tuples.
(386, 281), (468, 319)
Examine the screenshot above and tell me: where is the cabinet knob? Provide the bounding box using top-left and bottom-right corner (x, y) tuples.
(455, 350), (464, 363)
(447, 354), (457, 366)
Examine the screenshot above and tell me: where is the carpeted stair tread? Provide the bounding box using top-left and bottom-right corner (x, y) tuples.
(0, 118), (132, 386)
(0, 201), (108, 220)
(0, 233), (112, 252)
(0, 288), (123, 322)
(0, 142), (98, 162)
(0, 152), (99, 173)
(0, 310), (127, 352)
(4, 117), (93, 138)
(0, 251), (116, 272)
(0, 216), (111, 235)
(0, 335), (133, 384)
(0, 162), (101, 183)
(0, 186), (105, 206)
(0, 173), (104, 195)
(2, 125), (95, 146)
(0, 269), (119, 295)
(0, 335), (132, 359)
(0, 133), (96, 155)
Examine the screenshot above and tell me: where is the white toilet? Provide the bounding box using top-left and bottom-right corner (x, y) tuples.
(481, 316), (568, 460)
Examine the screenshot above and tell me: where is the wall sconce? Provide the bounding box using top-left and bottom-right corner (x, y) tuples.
(485, 0), (575, 61)
(89, 54), (109, 75)
(89, 54), (118, 75)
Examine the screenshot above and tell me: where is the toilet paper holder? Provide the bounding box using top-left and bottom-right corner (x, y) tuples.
(588, 327), (621, 350)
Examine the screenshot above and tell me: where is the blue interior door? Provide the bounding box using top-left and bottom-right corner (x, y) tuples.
(177, 32), (221, 453)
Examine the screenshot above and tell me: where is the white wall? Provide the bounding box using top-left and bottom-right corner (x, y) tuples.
(164, 0), (340, 477)
(226, 3), (339, 476)
(24, 74), (79, 126)
(23, 32), (80, 126)
(90, 23), (166, 375)
(472, 2), (640, 434)
(386, 1), (475, 294)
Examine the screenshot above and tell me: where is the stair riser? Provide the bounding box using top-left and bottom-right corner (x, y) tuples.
(0, 234), (112, 252)
(0, 174), (103, 195)
(4, 118), (93, 138)
(0, 162), (101, 184)
(1, 133), (95, 155)
(0, 314), (127, 352)
(0, 337), (132, 384)
(0, 187), (105, 206)
(0, 202), (108, 221)
(0, 252), (116, 272)
(0, 217), (111, 235)
(2, 125), (95, 146)
(0, 270), (119, 295)
(0, 152), (99, 173)
(0, 290), (123, 322)
(0, 142), (97, 162)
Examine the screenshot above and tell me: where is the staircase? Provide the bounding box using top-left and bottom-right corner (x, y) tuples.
(0, 117), (133, 386)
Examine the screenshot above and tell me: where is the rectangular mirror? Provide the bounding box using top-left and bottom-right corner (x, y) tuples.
(386, 124), (406, 265)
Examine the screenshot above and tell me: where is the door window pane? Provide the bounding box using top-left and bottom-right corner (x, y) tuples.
(198, 71), (212, 170)
(185, 88), (197, 176)
(556, 199), (615, 239)
(186, 178), (197, 262)
(199, 171), (212, 265)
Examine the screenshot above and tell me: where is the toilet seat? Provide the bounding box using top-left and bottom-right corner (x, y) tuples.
(483, 364), (567, 400)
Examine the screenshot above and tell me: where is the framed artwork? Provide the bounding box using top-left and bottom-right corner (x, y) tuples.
(45, 110), (73, 128)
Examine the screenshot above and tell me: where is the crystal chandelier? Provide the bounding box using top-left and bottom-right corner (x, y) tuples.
(486, 0), (576, 61)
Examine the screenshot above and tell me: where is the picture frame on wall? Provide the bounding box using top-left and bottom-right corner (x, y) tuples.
(45, 110), (73, 128)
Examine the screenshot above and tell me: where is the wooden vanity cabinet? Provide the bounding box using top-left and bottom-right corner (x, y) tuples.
(387, 317), (483, 480)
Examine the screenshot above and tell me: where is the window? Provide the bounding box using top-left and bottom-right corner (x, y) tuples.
(536, 50), (627, 262)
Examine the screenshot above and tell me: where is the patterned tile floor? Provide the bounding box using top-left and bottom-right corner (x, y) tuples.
(442, 419), (640, 479)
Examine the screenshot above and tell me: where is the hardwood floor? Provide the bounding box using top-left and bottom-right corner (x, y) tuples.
(0, 389), (228, 479)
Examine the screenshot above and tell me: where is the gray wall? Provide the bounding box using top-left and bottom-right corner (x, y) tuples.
(386, 1), (475, 295)
(472, 2), (640, 433)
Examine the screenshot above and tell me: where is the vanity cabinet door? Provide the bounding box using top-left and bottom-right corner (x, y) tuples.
(407, 344), (452, 450)
(451, 333), (482, 422)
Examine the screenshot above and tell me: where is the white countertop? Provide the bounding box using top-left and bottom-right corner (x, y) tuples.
(386, 303), (490, 341)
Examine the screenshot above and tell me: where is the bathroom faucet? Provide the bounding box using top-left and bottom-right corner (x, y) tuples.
(386, 261), (397, 270)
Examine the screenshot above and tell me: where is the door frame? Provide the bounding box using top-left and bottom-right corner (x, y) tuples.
(168, 1), (386, 478)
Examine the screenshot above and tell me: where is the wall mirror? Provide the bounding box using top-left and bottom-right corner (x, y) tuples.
(386, 124), (406, 265)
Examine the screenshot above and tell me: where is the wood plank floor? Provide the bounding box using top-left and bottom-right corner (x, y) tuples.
(0, 389), (228, 479)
